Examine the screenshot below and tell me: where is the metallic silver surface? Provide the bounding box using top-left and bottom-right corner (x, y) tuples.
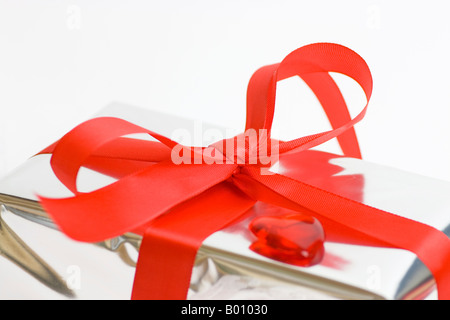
(0, 205), (74, 297)
(0, 102), (447, 300)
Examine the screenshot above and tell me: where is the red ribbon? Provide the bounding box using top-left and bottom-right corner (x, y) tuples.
(37, 43), (450, 300)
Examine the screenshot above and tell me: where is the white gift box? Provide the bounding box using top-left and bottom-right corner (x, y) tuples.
(0, 102), (447, 300)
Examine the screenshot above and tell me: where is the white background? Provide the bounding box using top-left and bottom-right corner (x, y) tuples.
(1, 0), (450, 183)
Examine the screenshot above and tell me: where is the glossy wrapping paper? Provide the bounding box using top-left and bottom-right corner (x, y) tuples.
(0, 101), (447, 300)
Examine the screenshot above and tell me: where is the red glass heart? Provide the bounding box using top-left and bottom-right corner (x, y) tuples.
(248, 213), (325, 267)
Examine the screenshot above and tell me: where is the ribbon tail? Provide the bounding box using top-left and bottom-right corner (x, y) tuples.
(39, 161), (238, 242)
(131, 181), (256, 300)
(232, 167), (450, 300)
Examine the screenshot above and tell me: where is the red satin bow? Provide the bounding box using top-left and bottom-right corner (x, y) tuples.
(38, 43), (450, 300)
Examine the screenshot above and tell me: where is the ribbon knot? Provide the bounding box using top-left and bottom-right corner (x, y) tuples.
(206, 130), (277, 168)
(37, 43), (450, 300)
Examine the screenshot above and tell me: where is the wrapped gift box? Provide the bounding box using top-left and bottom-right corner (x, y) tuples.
(0, 101), (447, 300)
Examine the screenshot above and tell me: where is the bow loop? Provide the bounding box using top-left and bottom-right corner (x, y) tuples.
(246, 43), (373, 159)
(49, 116), (180, 195)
